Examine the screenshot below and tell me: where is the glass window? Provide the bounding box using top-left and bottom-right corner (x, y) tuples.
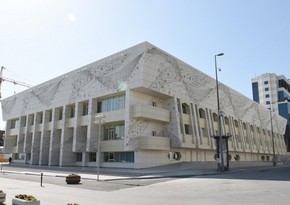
(104, 123), (124, 140)
(184, 124), (190, 134)
(113, 96), (119, 110)
(265, 87), (269, 91)
(119, 95), (125, 109)
(48, 110), (52, 122)
(76, 153), (82, 162)
(59, 108), (63, 120)
(10, 119), (19, 129)
(264, 81), (269, 85)
(21, 117), (27, 127)
(97, 102), (102, 113)
(104, 152), (134, 163)
(107, 98), (112, 111)
(30, 115), (34, 125)
(213, 113), (218, 122)
(266, 101), (270, 105)
(82, 102), (89, 116)
(265, 94), (269, 98)
(89, 152), (96, 162)
(99, 94), (125, 113)
(199, 108), (205, 118)
(68, 106), (75, 118)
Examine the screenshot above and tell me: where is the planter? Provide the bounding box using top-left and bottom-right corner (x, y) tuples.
(66, 175), (81, 184)
(0, 191), (6, 203)
(12, 198), (40, 205)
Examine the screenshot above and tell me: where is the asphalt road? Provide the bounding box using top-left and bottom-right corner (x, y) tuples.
(1, 164), (290, 205)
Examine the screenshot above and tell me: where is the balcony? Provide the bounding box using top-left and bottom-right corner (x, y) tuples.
(131, 104), (170, 123)
(138, 136), (170, 150)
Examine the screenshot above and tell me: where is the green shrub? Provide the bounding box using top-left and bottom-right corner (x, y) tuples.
(15, 194), (37, 201)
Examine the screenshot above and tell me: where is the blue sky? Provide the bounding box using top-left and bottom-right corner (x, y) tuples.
(0, 0), (290, 128)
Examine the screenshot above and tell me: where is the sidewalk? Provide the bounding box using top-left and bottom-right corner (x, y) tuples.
(1, 163), (217, 181)
(0, 160), (276, 181)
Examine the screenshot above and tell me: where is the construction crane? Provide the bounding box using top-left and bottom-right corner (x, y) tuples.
(0, 66), (33, 99)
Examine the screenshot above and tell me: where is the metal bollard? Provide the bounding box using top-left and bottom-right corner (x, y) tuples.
(40, 173), (43, 187)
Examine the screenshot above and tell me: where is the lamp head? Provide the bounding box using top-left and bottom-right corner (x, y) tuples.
(216, 53), (224, 57)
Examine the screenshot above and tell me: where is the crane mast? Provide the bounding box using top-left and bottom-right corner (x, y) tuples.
(0, 66), (33, 99)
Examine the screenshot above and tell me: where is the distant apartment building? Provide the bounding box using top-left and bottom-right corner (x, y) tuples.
(252, 73), (290, 151)
(1, 42), (287, 169)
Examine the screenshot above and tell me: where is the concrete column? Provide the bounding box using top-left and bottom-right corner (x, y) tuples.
(49, 109), (61, 166)
(59, 128), (74, 166)
(193, 104), (201, 147)
(82, 152), (88, 166)
(206, 109), (215, 148)
(3, 120), (14, 153)
(49, 129), (61, 166)
(59, 105), (75, 166)
(39, 111), (50, 165)
(188, 103), (196, 145)
(39, 130), (50, 165)
(73, 102), (87, 152)
(229, 117), (238, 152)
(31, 132), (41, 165)
(205, 108), (212, 145)
(30, 112), (42, 165)
(86, 99), (98, 152)
(16, 116), (27, 153)
(23, 114), (33, 153)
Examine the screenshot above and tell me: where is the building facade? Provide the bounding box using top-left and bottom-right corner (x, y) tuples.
(2, 42), (287, 169)
(252, 73), (290, 151)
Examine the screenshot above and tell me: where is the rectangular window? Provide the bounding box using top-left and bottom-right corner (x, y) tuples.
(89, 152), (96, 162)
(201, 128), (208, 137)
(107, 98), (112, 111)
(59, 108), (63, 120)
(76, 153), (82, 162)
(97, 101), (102, 113)
(10, 119), (19, 129)
(104, 152), (134, 163)
(82, 102), (89, 116)
(184, 124), (190, 134)
(152, 101), (157, 107)
(98, 94), (125, 113)
(266, 101), (270, 105)
(38, 112), (43, 124)
(69, 106), (75, 118)
(107, 129), (115, 140)
(27, 153), (31, 161)
(265, 87), (269, 91)
(113, 96), (119, 110)
(264, 81), (269, 85)
(48, 110), (52, 122)
(119, 95), (125, 109)
(265, 94), (269, 98)
(21, 117), (27, 127)
(104, 123), (124, 140)
(30, 115), (34, 125)
(152, 131), (157, 136)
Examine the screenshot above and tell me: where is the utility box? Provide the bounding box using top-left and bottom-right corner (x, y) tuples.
(212, 135), (231, 171)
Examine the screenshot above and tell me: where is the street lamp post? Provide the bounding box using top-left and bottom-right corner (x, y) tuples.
(215, 53), (224, 172)
(95, 114), (106, 181)
(269, 106), (276, 166)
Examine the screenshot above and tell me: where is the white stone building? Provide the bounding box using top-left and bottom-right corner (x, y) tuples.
(2, 42), (287, 168)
